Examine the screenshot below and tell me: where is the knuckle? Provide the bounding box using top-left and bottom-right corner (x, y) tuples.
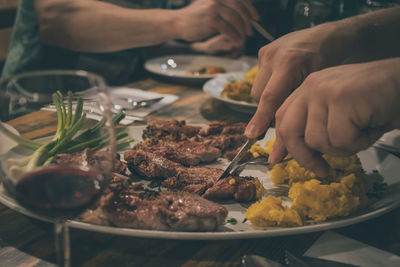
(258, 46), (273, 59)
(302, 72), (323, 90)
(250, 89), (260, 101)
(304, 132), (319, 151)
(330, 86), (348, 104)
(329, 134), (350, 149)
(304, 131), (330, 154)
(279, 52), (297, 65)
(275, 107), (285, 123)
(260, 88), (280, 105)
(276, 118), (290, 139)
(210, 1), (220, 10)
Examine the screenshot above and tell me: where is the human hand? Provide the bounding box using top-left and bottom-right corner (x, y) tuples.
(269, 58), (400, 177)
(190, 34), (244, 58)
(245, 21), (358, 138)
(175, 0), (259, 45)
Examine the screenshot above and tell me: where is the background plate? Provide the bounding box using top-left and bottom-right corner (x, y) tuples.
(1, 126), (400, 240)
(144, 55), (256, 84)
(203, 72), (257, 114)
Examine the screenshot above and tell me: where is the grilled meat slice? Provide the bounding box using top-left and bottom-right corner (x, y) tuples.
(142, 119), (200, 141)
(124, 149), (182, 179)
(131, 139), (221, 166)
(163, 167), (223, 194)
(54, 148), (126, 174)
(125, 148), (261, 202)
(199, 122), (246, 136)
(224, 147), (253, 162)
(142, 120), (246, 153)
(195, 134), (246, 151)
(84, 177), (228, 231)
(203, 176), (260, 202)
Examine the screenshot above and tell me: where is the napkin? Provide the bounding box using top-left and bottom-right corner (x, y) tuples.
(43, 87), (179, 125)
(304, 231), (400, 267)
(108, 87), (178, 119)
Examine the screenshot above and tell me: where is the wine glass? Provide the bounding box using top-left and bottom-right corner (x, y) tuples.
(0, 70), (116, 267)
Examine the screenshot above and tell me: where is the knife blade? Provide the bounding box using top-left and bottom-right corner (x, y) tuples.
(215, 137), (258, 183)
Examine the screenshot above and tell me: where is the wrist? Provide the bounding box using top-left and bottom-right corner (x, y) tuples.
(166, 9), (186, 40)
(158, 9), (182, 41)
(316, 19), (360, 66)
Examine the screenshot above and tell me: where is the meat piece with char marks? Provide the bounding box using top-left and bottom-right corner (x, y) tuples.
(81, 176), (228, 231)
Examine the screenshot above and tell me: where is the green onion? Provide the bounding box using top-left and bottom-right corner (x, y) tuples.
(2, 91), (134, 173)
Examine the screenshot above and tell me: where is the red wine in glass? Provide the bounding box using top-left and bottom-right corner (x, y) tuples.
(15, 165), (104, 217)
(15, 165), (105, 267)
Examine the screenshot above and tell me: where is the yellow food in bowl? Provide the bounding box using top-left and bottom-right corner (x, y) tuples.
(221, 65), (258, 103)
(221, 80), (253, 102)
(245, 65), (258, 84)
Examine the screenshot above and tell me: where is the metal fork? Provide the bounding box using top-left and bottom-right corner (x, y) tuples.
(373, 141), (400, 158)
(231, 155), (293, 176)
(231, 155), (292, 196)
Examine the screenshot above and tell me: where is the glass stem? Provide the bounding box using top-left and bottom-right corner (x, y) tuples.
(54, 219), (71, 267)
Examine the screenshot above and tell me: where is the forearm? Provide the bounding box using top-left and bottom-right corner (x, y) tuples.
(341, 6), (400, 62)
(35, 0), (180, 52)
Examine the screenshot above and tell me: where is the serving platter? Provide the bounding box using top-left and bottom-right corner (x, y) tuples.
(144, 55), (255, 84)
(1, 125), (400, 240)
(203, 72), (258, 114)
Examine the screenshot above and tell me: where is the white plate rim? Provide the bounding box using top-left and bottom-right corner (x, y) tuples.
(144, 55), (253, 80)
(203, 72), (258, 114)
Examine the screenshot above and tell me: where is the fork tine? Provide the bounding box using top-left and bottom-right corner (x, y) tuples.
(265, 186), (289, 196)
(231, 155), (293, 177)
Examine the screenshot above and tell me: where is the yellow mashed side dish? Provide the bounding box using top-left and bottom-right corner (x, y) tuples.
(246, 138), (376, 227)
(245, 65), (259, 84)
(221, 65), (259, 103)
(246, 195), (303, 227)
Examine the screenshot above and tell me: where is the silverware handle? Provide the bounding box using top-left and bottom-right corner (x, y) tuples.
(373, 142), (400, 158)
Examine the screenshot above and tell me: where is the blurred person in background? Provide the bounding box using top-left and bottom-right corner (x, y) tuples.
(1, 0), (259, 84)
(245, 5), (400, 177)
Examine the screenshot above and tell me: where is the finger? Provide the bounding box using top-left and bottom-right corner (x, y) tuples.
(214, 18), (243, 44)
(251, 62), (271, 102)
(241, 0), (260, 20)
(245, 70), (297, 138)
(215, 4), (248, 40)
(303, 101), (337, 155)
(221, 0), (260, 20)
(268, 90), (301, 163)
(220, 0), (256, 35)
(243, 0), (260, 20)
(278, 99), (330, 177)
(327, 104), (369, 154)
(269, 127), (288, 163)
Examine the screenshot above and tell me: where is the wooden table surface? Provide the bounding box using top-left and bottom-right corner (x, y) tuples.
(1, 75), (400, 267)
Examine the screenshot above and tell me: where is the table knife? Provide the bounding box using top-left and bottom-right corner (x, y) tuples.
(215, 137), (258, 183)
(216, 131), (266, 183)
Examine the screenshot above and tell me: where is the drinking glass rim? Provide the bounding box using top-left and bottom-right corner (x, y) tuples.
(0, 69), (107, 89)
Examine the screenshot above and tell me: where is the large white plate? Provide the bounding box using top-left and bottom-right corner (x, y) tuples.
(203, 72), (258, 114)
(144, 55), (255, 83)
(1, 126), (400, 240)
